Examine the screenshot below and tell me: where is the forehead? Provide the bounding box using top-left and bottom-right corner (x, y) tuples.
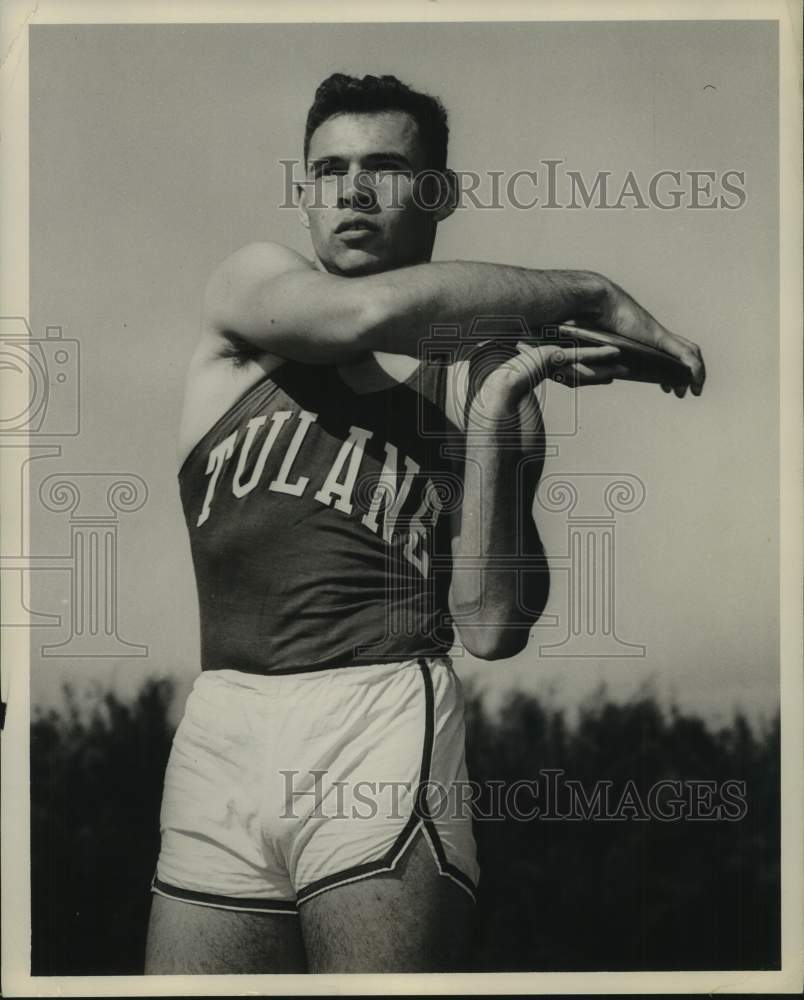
(307, 110), (425, 164)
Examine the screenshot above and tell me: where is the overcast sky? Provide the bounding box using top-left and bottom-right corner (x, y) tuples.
(28, 20), (778, 726)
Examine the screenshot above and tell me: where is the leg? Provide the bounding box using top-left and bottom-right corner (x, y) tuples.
(298, 827), (475, 973)
(144, 894), (307, 974)
(147, 673), (305, 974)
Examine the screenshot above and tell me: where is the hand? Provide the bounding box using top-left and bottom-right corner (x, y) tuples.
(472, 343), (626, 422)
(588, 277), (706, 397)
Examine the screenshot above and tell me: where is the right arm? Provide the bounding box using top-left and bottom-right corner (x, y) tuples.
(202, 241), (705, 392)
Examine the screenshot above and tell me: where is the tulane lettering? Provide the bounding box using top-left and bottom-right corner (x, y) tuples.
(197, 431), (238, 526)
(195, 407), (439, 578)
(232, 412), (292, 498)
(404, 480), (444, 576)
(314, 425), (373, 514)
(361, 443), (419, 540)
(268, 409), (318, 496)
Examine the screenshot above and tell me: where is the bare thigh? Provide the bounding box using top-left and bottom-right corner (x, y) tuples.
(144, 894), (307, 974)
(298, 828), (476, 973)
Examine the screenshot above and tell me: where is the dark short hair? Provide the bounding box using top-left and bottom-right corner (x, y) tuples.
(304, 73), (449, 171)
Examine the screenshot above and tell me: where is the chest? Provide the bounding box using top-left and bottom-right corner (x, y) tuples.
(183, 368), (454, 566)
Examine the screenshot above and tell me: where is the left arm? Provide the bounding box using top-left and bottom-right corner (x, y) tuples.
(448, 389), (548, 660)
(447, 342), (625, 659)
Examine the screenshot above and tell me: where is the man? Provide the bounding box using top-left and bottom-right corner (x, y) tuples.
(145, 73), (704, 975)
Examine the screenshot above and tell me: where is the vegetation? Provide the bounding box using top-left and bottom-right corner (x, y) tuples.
(30, 678), (779, 974)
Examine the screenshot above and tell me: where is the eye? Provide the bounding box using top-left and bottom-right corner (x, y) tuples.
(367, 161), (410, 178)
(314, 163), (347, 178)
(378, 163), (408, 174)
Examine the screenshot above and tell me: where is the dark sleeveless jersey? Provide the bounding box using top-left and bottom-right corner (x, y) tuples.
(178, 360), (458, 675)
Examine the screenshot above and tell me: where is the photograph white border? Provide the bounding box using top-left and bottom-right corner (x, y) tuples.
(2, 0), (801, 995)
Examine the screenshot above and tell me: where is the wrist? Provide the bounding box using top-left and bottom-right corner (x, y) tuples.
(577, 270), (614, 325)
(466, 391), (520, 434)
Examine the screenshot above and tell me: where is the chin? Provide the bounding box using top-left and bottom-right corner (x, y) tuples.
(326, 248), (394, 277)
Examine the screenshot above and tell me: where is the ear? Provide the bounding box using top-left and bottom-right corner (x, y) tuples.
(296, 183), (310, 230)
(432, 169), (458, 223)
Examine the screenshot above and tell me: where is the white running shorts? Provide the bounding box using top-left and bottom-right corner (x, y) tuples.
(151, 656), (479, 915)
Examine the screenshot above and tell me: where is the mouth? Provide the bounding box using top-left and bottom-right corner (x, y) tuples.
(335, 217), (379, 236)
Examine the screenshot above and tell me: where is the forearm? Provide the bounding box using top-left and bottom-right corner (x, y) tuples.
(363, 261), (609, 355)
(450, 402), (549, 660)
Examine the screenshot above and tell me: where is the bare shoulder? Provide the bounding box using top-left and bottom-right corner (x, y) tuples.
(198, 241), (313, 356)
(177, 242), (313, 471)
(205, 240), (313, 302)
(202, 241), (314, 339)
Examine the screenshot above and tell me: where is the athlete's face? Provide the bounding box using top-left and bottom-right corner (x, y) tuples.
(298, 111), (452, 277)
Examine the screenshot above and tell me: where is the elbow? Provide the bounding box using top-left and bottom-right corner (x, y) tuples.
(457, 591), (549, 660)
(353, 280), (395, 351)
(451, 569), (549, 661)
(460, 626), (530, 661)
(456, 603), (535, 659)
(310, 289), (388, 362)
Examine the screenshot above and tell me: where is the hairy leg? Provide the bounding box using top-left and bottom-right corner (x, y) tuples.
(144, 894), (307, 974)
(298, 828), (475, 973)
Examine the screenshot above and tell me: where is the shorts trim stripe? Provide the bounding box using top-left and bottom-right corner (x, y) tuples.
(421, 821), (477, 899)
(295, 659), (477, 906)
(294, 818), (425, 906)
(151, 876), (298, 915)
(415, 663), (477, 901)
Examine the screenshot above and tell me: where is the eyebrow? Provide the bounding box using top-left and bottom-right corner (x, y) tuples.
(308, 152), (414, 172)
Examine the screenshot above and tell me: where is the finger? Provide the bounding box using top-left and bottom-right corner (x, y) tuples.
(680, 350), (704, 395)
(532, 345), (623, 390)
(567, 345), (622, 363)
(519, 343), (570, 384)
(571, 363), (630, 385)
(661, 383), (672, 394)
(511, 344), (549, 384)
(673, 383), (688, 399)
(542, 345), (621, 378)
(533, 344), (619, 365)
(550, 362), (630, 387)
(654, 331), (705, 395)
(672, 346), (704, 395)
(571, 363), (611, 386)
(690, 350), (706, 396)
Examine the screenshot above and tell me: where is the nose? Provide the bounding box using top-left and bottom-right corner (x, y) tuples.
(338, 168), (378, 212)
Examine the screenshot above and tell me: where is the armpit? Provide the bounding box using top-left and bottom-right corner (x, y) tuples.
(217, 330), (266, 368)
